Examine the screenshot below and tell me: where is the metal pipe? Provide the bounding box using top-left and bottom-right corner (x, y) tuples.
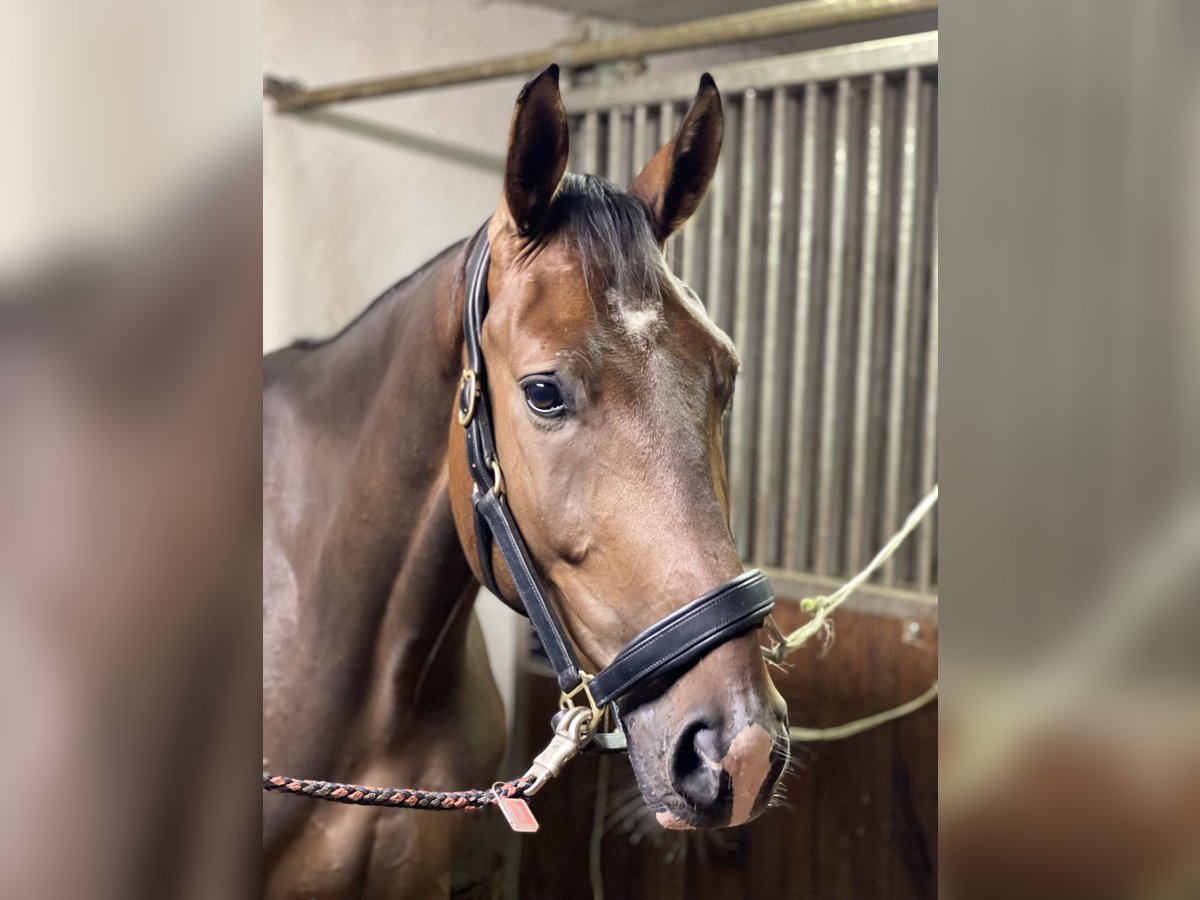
(606, 108), (627, 183)
(881, 66), (923, 585)
(265, 0), (936, 112)
(631, 103), (649, 176)
(782, 81), (821, 572)
(704, 99), (737, 335)
(845, 71), (886, 573)
(730, 89), (762, 559)
(659, 103), (682, 272)
(895, 74), (935, 584)
(580, 111), (600, 174)
(753, 85), (792, 567)
(916, 197), (938, 592)
(814, 77), (853, 577)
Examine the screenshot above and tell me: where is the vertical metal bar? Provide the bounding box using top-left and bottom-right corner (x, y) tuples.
(753, 86), (791, 566)
(568, 116), (580, 174)
(813, 78), (853, 577)
(631, 103), (648, 179)
(729, 88), (760, 558)
(897, 75), (935, 584)
(783, 82), (821, 572)
(865, 73), (899, 575)
(916, 197), (938, 592)
(606, 108), (627, 184)
(669, 95), (707, 366)
(705, 97), (738, 334)
(659, 102), (681, 273)
(881, 67), (921, 585)
(581, 110), (600, 175)
(681, 182), (707, 297)
(845, 72), (886, 573)
(657, 101), (677, 151)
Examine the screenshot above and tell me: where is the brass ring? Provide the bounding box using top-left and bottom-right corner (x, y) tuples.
(457, 369), (478, 427)
(490, 458), (504, 498)
(558, 669), (600, 716)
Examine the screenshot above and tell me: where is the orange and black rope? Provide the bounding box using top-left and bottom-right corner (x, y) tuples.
(263, 774), (532, 810)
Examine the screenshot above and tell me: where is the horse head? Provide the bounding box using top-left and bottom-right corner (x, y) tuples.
(449, 66), (789, 829)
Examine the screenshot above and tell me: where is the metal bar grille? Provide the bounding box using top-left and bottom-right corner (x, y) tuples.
(659, 102), (682, 271)
(565, 36), (938, 593)
(730, 89), (765, 558)
(783, 81), (822, 574)
(846, 72), (887, 575)
(916, 197), (938, 592)
(753, 86), (795, 566)
(705, 97), (739, 337)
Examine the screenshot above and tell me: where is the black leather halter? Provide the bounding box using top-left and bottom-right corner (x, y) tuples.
(457, 225), (775, 724)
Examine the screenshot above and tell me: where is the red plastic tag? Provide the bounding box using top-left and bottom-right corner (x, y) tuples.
(496, 796), (539, 832)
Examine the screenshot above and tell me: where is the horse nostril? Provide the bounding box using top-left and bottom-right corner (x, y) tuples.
(670, 720), (727, 810)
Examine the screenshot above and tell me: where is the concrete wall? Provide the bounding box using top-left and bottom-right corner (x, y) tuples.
(263, 0), (583, 349)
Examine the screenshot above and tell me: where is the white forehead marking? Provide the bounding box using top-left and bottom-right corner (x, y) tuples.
(604, 256), (740, 366)
(620, 305), (662, 341)
(606, 285), (663, 350)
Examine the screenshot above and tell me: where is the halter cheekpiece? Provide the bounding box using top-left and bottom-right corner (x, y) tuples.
(458, 225), (776, 748)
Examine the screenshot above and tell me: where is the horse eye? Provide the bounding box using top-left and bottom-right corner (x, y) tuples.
(523, 379), (565, 417)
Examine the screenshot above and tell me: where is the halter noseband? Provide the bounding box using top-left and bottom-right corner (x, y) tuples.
(457, 225), (775, 740)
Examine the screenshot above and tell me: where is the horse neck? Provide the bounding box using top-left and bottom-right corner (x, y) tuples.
(283, 239), (479, 731)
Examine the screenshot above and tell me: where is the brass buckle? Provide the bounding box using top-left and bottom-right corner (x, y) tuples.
(559, 670), (622, 749)
(559, 669), (601, 720)
(457, 369), (479, 426)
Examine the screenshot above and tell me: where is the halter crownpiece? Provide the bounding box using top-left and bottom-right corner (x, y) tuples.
(458, 224), (776, 744)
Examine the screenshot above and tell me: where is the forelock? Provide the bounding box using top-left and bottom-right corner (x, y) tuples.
(546, 173), (664, 309)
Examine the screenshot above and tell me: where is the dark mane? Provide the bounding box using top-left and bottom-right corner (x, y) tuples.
(286, 174), (661, 352)
(544, 173), (664, 306)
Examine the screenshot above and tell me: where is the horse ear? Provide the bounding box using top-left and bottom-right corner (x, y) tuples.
(500, 64), (569, 237)
(629, 74), (723, 243)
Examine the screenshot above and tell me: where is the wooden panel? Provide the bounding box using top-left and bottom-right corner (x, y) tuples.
(515, 602), (938, 899)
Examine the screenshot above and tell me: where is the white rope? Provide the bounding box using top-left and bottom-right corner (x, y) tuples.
(767, 484), (939, 662)
(765, 486), (940, 742)
(789, 681), (938, 743)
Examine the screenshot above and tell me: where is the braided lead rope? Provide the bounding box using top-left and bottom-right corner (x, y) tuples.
(263, 706), (595, 813)
(262, 773), (532, 810)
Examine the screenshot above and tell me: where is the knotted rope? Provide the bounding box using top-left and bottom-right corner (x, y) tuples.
(763, 485), (940, 744)
(262, 774), (532, 810)
(765, 485), (939, 663)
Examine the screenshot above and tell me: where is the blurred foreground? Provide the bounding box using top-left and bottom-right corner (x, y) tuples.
(0, 151), (262, 898)
(940, 1), (1200, 897)
(1, 3), (260, 893)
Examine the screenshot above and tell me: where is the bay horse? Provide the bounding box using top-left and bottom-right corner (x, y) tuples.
(264, 66), (789, 898)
